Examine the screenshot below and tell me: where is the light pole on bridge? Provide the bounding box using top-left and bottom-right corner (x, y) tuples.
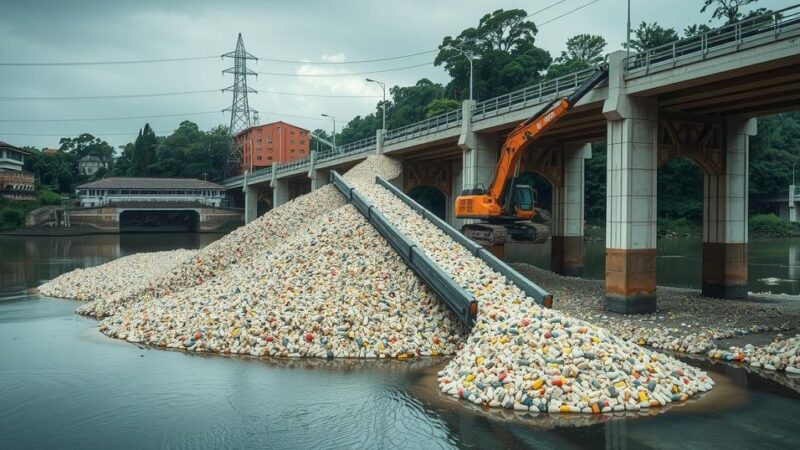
(321, 113), (336, 153)
(445, 45), (477, 102)
(366, 78), (386, 132)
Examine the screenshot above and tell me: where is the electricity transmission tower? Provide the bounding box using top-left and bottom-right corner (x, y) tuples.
(222, 33), (257, 177)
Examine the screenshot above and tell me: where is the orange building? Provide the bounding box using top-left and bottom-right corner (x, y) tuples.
(236, 121), (310, 172)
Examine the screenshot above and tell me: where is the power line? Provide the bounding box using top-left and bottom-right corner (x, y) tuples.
(536, 0), (600, 27)
(257, 60), (436, 77)
(0, 55), (220, 67)
(259, 89), (380, 98)
(0, 89), (221, 101)
(0, 110), (224, 123)
(0, 130), (172, 137)
(256, 49), (437, 65)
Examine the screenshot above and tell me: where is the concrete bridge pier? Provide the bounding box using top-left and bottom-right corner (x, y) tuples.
(702, 117), (755, 299)
(272, 178), (288, 208)
(244, 184), (258, 224)
(551, 143), (591, 277)
(603, 77), (659, 314)
(459, 100), (497, 195)
(310, 169), (329, 191)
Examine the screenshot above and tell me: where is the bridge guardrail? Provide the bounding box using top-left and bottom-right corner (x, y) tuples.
(330, 170), (478, 327)
(624, 4), (800, 77)
(472, 68), (597, 121)
(375, 176), (553, 308)
(316, 135), (376, 164)
(383, 108), (462, 145)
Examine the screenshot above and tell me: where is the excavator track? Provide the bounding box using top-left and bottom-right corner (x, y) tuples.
(461, 223), (509, 246)
(519, 221), (551, 244)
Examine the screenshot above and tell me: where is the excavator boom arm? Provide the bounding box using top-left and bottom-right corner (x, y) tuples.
(486, 66), (609, 206)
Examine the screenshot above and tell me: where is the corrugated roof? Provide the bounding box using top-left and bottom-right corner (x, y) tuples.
(76, 177), (224, 190)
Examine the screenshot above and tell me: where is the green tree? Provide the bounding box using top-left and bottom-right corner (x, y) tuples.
(548, 34), (607, 78)
(623, 22), (679, 52)
(434, 8), (552, 100)
(132, 123), (157, 175)
(424, 98), (461, 118)
(701, 0), (763, 24)
(57, 169), (73, 193)
(683, 24), (712, 37)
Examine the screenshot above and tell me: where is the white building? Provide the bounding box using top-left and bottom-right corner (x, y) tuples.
(78, 155), (106, 176)
(76, 177), (226, 208)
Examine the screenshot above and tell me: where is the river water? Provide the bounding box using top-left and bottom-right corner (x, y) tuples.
(1, 233), (800, 449)
(507, 237), (800, 296)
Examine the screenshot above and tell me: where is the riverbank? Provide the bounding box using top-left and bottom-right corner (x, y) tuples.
(514, 263), (800, 367)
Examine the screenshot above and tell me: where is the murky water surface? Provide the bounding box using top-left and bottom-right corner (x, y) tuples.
(507, 237), (800, 296)
(1, 234), (799, 449)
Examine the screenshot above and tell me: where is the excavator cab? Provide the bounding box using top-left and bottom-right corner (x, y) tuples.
(455, 64), (609, 246)
(512, 184), (534, 215)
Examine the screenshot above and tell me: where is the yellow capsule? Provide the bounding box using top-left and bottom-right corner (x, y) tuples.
(562, 347), (571, 355)
(231, 327), (241, 338)
(592, 337), (600, 344)
(614, 381), (626, 389)
(475, 356), (485, 365)
(532, 378), (544, 389)
(559, 405), (571, 413)
(671, 384), (679, 394)
(466, 373), (476, 382)
(638, 391), (648, 403)
(500, 336), (510, 344)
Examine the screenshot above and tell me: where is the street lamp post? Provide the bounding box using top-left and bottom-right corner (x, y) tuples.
(321, 113), (336, 152)
(365, 78), (386, 131)
(445, 45), (475, 102)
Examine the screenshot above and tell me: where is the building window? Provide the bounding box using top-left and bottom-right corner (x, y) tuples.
(268, 138), (273, 144)
(256, 138), (262, 143)
(257, 156), (262, 160)
(268, 156), (272, 160)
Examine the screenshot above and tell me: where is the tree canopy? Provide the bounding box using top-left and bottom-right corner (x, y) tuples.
(434, 8), (552, 100)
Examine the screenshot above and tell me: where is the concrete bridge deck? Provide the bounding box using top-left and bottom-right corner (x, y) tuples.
(226, 5), (800, 314)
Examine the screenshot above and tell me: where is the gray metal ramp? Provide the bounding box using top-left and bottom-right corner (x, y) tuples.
(330, 171), (478, 327)
(375, 176), (553, 308)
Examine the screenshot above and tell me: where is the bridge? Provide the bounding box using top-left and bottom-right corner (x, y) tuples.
(224, 6), (800, 314)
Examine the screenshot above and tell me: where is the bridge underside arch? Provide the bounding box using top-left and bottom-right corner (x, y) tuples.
(119, 210), (200, 233)
(407, 185), (447, 221)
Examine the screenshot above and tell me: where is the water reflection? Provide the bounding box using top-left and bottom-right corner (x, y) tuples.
(0, 233), (223, 293)
(506, 237), (800, 296)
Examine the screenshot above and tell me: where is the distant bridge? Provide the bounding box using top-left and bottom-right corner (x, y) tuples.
(225, 6), (800, 313)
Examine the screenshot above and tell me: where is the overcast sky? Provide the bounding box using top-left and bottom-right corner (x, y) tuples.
(0, 0), (792, 150)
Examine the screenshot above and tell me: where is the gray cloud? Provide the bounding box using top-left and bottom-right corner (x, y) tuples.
(0, 0), (791, 149)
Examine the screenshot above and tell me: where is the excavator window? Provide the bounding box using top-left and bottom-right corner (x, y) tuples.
(514, 185), (534, 211)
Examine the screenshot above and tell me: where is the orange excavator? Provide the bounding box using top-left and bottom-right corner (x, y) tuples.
(455, 65), (609, 245)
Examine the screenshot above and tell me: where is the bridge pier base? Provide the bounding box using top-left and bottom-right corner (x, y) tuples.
(272, 179), (289, 208)
(701, 117), (755, 299)
(244, 185), (257, 224)
(310, 169), (329, 191)
(551, 143), (590, 277)
(603, 93), (658, 314)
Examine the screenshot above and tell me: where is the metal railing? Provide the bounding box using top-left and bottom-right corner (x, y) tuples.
(383, 108), (462, 145)
(275, 155), (311, 174)
(624, 4), (800, 77)
(331, 170), (477, 327)
(317, 135), (376, 163)
(472, 68), (598, 121)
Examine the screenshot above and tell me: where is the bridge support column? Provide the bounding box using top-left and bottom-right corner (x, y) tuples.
(459, 100), (496, 193)
(551, 143), (590, 277)
(310, 169), (329, 191)
(603, 91), (658, 314)
(244, 185), (257, 224)
(702, 117), (755, 299)
(272, 178), (289, 208)
(375, 129), (384, 155)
